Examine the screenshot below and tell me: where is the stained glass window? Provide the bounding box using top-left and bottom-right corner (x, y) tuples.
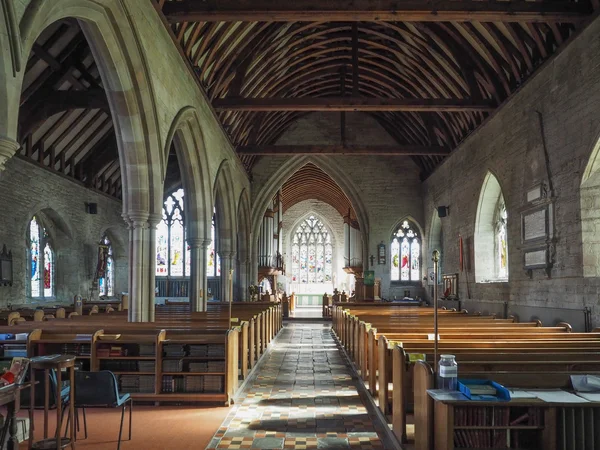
(155, 188), (191, 278)
(291, 216), (333, 284)
(207, 210), (221, 277)
(98, 235), (114, 297)
(391, 220), (420, 282)
(29, 216), (54, 298)
(495, 199), (508, 280)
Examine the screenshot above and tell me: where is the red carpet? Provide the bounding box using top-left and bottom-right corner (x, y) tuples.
(17, 404), (230, 449)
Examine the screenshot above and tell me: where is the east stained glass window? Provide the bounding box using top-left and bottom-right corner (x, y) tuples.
(29, 216), (54, 298)
(156, 189), (190, 278)
(291, 216), (333, 284)
(98, 235), (114, 297)
(495, 199), (508, 280)
(391, 220), (420, 282)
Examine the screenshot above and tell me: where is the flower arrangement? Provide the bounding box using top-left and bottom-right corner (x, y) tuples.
(248, 284), (259, 301)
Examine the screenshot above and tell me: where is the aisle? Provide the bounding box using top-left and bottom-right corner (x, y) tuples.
(206, 322), (391, 449)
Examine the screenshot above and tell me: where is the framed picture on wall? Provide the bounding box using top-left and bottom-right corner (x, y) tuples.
(427, 267), (436, 285)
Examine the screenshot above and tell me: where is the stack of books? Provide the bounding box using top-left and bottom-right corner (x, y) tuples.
(138, 361), (155, 372)
(163, 359), (183, 372)
(189, 345), (208, 357)
(207, 361), (225, 372)
(207, 345), (225, 358)
(138, 375), (155, 393)
(163, 345), (185, 357)
(139, 344), (155, 357)
(203, 375), (224, 393)
(189, 362), (208, 373)
(184, 376), (204, 393)
(120, 375), (139, 393)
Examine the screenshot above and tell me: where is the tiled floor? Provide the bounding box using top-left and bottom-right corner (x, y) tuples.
(206, 322), (390, 449)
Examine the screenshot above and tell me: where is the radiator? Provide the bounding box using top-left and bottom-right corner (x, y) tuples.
(558, 407), (600, 450)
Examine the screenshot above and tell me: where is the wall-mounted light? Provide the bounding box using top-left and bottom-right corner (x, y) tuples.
(437, 206), (450, 218)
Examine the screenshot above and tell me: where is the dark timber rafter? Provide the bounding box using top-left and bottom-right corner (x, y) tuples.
(163, 0), (592, 23)
(237, 145), (450, 156)
(213, 97), (496, 112)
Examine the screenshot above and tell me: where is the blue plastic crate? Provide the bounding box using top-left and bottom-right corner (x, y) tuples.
(458, 379), (511, 401)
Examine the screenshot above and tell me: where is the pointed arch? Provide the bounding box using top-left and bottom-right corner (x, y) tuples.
(19, 0), (163, 216)
(236, 189), (251, 300)
(475, 171), (509, 283)
(164, 107), (212, 242)
(251, 156), (370, 281)
(581, 126), (600, 277)
(213, 159), (238, 254)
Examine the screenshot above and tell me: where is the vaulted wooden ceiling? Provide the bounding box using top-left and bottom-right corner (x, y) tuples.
(281, 164), (356, 220)
(17, 19), (121, 199)
(157, 0), (597, 177)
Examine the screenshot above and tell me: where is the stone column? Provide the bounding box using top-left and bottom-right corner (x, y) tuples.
(219, 251), (235, 303)
(0, 137), (20, 172)
(145, 214), (162, 322)
(124, 212), (148, 322)
(237, 258), (249, 301)
(188, 238), (210, 312)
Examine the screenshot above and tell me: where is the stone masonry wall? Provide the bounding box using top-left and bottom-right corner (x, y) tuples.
(422, 15), (600, 330)
(0, 156), (128, 306)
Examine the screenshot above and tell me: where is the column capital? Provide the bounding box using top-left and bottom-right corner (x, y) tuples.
(0, 136), (20, 171)
(122, 210), (150, 229)
(187, 237), (211, 249)
(147, 213), (163, 228)
(218, 250), (236, 259)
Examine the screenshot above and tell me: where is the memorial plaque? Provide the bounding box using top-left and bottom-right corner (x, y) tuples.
(525, 249), (547, 268)
(523, 208), (547, 242)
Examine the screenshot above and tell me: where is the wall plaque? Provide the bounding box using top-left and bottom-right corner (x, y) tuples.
(524, 248), (547, 269)
(521, 202), (553, 245)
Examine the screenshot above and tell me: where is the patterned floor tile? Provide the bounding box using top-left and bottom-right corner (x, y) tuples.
(205, 323), (387, 449)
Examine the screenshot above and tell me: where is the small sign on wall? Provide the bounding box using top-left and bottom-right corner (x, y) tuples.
(377, 242), (386, 264)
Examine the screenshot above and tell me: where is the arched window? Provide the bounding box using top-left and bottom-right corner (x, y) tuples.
(475, 172), (508, 282)
(290, 215), (333, 284)
(495, 199), (508, 280)
(98, 235), (114, 297)
(207, 210), (221, 277)
(29, 216), (54, 298)
(391, 220), (420, 282)
(156, 189), (189, 277)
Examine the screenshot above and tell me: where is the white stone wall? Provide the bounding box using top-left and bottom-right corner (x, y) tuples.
(0, 157), (128, 306)
(422, 15), (600, 329)
(280, 200), (350, 293)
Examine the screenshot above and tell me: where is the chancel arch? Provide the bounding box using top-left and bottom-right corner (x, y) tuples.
(250, 156), (369, 288)
(475, 171), (509, 283)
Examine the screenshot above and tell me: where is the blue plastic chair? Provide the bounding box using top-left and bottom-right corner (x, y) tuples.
(69, 371), (132, 450)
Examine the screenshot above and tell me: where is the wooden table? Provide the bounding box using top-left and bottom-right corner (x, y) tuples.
(29, 355), (76, 450)
(0, 383), (32, 450)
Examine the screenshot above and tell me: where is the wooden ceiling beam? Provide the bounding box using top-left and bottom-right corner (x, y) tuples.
(214, 97), (495, 112)
(163, 0), (591, 23)
(237, 145), (450, 156)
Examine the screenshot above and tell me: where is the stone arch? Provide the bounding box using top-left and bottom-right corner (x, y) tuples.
(19, 0), (163, 217)
(164, 107), (212, 242)
(474, 171), (508, 283)
(0, 1), (22, 142)
(236, 189), (251, 300)
(213, 159), (238, 254)
(251, 156), (370, 282)
(580, 127), (600, 277)
(213, 159), (238, 301)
